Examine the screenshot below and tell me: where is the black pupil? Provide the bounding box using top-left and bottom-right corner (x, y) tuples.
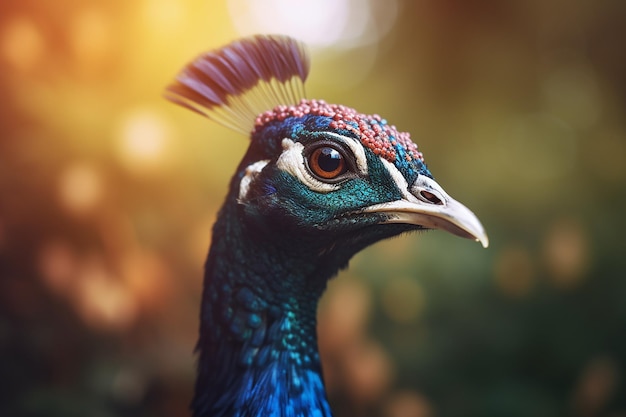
(318, 147), (342, 172)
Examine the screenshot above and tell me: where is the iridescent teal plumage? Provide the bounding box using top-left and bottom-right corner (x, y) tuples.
(167, 34), (488, 417)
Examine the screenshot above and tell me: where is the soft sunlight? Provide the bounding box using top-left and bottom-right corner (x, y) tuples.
(227, 0), (398, 49)
(117, 108), (173, 173)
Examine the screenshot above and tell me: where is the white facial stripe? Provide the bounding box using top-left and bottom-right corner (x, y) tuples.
(411, 175), (449, 205)
(379, 158), (421, 203)
(380, 159), (452, 206)
(276, 139), (340, 193)
(319, 131), (368, 176)
(238, 159), (269, 203)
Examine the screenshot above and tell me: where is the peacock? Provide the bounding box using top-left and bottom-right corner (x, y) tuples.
(165, 35), (488, 417)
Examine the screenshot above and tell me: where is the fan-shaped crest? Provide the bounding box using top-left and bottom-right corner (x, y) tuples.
(165, 35), (310, 135)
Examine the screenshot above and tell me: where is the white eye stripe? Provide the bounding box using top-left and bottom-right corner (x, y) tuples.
(379, 158), (421, 204)
(276, 139), (340, 193)
(238, 159), (269, 203)
(257, 134), (369, 195)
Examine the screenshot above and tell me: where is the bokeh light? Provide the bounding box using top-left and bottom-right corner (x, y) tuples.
(1, 16), (43, 72)
(58, 162), (104, 215)
(70, 6), (113, 71)
(343, 339), (394, 404)
(2, 1), (626, 416)
(227, 0), (399, 88)
(142, 0), (187, 32)
(542, 216), (590, 289)
(116, 108), (175, 174)
(228, 0), (398, 49)
(74, 258), (138, 331)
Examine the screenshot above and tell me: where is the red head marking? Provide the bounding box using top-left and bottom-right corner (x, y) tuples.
(254, 99), (424, 164)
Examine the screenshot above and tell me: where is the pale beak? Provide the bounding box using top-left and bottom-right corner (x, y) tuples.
(363, 176), (489, 248)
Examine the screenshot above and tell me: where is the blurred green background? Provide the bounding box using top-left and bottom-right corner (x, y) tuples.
(1, 1), (625, 416)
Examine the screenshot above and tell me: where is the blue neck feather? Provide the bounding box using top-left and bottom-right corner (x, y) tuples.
(167, 36), (444, 417)
(192, 172), (335, 417)
(192, 119), (416, 417)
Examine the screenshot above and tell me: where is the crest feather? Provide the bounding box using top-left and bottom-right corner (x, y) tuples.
(165, 35), (310, 135)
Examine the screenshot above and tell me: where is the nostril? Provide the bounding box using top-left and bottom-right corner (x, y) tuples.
(420, 190), (443, 205)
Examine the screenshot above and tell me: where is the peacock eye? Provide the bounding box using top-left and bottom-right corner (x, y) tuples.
(307, 146), (347, 181)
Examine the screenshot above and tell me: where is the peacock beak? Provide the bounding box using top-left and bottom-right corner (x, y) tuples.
(363, 175), (489, 248)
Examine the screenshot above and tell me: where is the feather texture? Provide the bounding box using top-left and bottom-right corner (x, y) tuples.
(165, 35), (309, 134)
(167, 34), (488, 417)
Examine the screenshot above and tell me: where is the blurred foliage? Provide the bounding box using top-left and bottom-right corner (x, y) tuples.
(1, 1), (626, 417)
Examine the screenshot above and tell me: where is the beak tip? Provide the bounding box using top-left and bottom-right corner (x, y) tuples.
(477, 235), (489, 248)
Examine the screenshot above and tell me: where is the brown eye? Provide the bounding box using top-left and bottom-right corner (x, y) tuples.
(308, 146), (347, 180)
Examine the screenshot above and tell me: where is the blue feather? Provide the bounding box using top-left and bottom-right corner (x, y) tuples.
(167, 34), (488, 417)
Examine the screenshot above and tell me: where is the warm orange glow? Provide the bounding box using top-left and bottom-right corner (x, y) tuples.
(58, 163), (104, 215)
(1, 17), (44, 72)
(188, 214), (216, 265)
(70, 7), (113, 69)
(116, 108), (173, 173)
(3, 1), (624, 415)
(342, 340), (393, 402)
(74, 259), (138, 331)
(121, 250), (173, 311)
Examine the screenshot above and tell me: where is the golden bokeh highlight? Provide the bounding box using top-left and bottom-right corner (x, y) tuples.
(342, 339), (394, 403)
(73, 257), (138, 331)
(58, 162), (104, 215)
(1, 17), (44, 72)
(2, 1), (625, 415)
(543, 217), (590, 289)
(120, 250), (173, 311)
(70, 6), (113, 71)
(116, 108), (175, 173)
(142, 0), (187, 33)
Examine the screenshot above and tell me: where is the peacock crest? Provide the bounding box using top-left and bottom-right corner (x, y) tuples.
(165, 35), (309, 134)
(166, 34), (428, 178)
(166, 34), (488, 417)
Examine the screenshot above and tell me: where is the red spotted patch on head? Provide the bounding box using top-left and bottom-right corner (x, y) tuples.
(254, 99), (424, 164)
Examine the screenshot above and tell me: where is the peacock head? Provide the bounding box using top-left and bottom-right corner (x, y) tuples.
(166, 35), (488, 258)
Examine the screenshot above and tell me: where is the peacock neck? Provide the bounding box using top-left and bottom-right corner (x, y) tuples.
(192, 196), (335, 417)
